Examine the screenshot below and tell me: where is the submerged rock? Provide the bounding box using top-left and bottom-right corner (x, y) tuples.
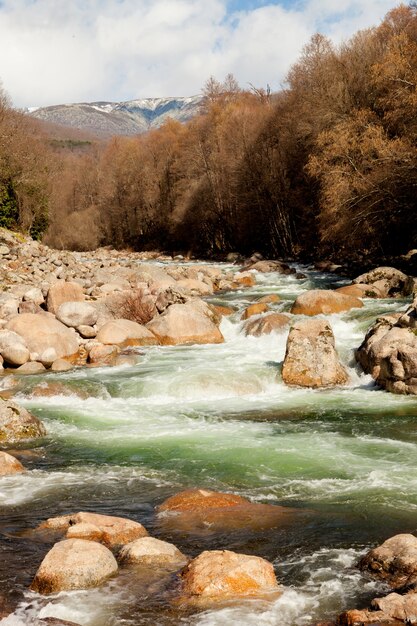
(157, 489), (301, 534)
(241, 303), (269, 320)
(0, 398), (46, 443)
(179, 550), (279, 604)
(243, 312), (290, 336)
(38, 511), (148, 548)
(282, 319), (348, 388)
(119, 537), (187, 566)
(0, 450), (25, 475)
(291, 289), (363, 316)
(31, 538), (118, 594)
(147, 300), (224, 346)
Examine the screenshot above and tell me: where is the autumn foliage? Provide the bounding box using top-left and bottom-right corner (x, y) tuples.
(1, 4), (417, 262)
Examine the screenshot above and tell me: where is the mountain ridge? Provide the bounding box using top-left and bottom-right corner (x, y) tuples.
(28, 95), (204, 138)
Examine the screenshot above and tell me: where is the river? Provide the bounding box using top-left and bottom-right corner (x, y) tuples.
(1, 264), (416, 625)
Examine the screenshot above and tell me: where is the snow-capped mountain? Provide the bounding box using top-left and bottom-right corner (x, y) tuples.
(29, 95), (204, 137)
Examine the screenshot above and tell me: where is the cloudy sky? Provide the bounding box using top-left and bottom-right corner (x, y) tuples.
(0, 0), (403, 107)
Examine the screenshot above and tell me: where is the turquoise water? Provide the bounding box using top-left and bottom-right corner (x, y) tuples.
(0, 267), (416, 625)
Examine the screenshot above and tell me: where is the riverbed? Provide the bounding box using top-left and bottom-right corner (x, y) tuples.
(1, 264), (416, 625)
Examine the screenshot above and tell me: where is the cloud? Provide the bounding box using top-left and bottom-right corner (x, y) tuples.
(0, 0), (403, 107)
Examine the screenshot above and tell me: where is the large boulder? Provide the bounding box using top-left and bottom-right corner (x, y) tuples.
(353, 267), (412, 298)
(0, 329), (30, 366)
(47, 281), (84, 314)
(38, 511), (148, 548)
(337, 591), (417, 625)
(179, 550), (279, 603)
(147, 300), (224, 346)
(291, 290), (363, 316)
(96, 319), (158, 347)
(359, 534), (417, 590)
(336, 283), (383, 298)
(282, 319), (348, 388)
(31, 539), (118, 594)
(245, 260), (291, 273)
(241, 303), (269, 320)
(56, 301), (98, 328)
(0, 398), (46, 443)
(356, 307), (417, 394)
(7, 314), (79, 363)
(0, 451), (25, 475)
(156, 489), (301, 534)
(243, 313), (291, 337)
(119, 537), (187, 566)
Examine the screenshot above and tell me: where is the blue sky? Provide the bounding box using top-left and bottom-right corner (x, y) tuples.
(0, 0), (403, 107)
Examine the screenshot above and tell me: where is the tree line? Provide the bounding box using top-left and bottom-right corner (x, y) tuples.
(1, 4), (417, 262)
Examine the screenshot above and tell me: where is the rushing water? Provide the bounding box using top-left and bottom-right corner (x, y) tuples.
(1, 266), (416, 626)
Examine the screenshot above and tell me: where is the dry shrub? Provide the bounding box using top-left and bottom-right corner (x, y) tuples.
(116, 289), (157, 325)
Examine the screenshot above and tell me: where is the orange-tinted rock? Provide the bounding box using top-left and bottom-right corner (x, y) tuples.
(213, 305), (235, 317)
(158, 489), (248, 513)
(179, 550), (279, 604)
(241, 303), (269, 320)
(39, 511), (148, 548)
(157, 489), (301, 534)
(95, 319), (159, 347)
(234, 272), (256, 287)
(31, 382), (89, 399)
(257, 294), (281, 304)
(336, 284), (382, 298)
(243, 313), (290, 337)
(359, 534), (417, 590)
(0, 451), (25, 475)
(147, 300), (224, 346)
(291, 290), (363, 316)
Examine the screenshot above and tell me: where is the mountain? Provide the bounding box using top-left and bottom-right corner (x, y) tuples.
(28, 96), (204, 138)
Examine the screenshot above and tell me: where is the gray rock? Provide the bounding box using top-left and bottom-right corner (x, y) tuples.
(56, 301), (98, 328)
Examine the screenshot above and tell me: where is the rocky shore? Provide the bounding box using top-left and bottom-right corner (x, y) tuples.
(1, 228), (417, 624)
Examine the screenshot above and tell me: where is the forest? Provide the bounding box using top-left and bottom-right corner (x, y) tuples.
(1, 3), (417, 263)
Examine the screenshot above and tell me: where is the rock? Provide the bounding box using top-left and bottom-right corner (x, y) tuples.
(356, 311), (417, 395)
(0, 451), (25, 475)
(46, 281), (84, 314)
(257, 294), (280, 304)
(158, 489), (248, 513)
(179, 550), (279, 603)
(39, 511), (148, 548)
(0, 294), (19, 320)
(212, 305), (235, 317)
(241, 303), (270, 320)
(96, 319), (158, 347)
(353, 267), (411, 298)
(291, 290), (364, 315)
(246, 260), (290, 273)
(243, 313), (291, 337)
(15, 361), (46, 374)
(234, 272), (256, 287)
(0, 330), (30, 366)
(56, 301), (98, 328)
(372, 592), (417, 622)
(7, 314), (79, 363)
(336, 284), (383, 298)
(176, 279), (213, 295)
(23, 287), (44, 305)
(119, 537), (187, 566)
(50, 359), (73, 372)
(30, 538), (118, 594)
(0, 398), (46, 443)
(19, 301), (43, 314)
(154, 285), (190, 313)
(88, 344), (120, 365)
(147, 300), (224, 346)
(336, 608), (400, 625)
(282, 319), (348, 388)
(37, 618), (83, 626)
(76, 325), (96, 339)
(157, 489), (301, 534)
(359, 534), (417, 590)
